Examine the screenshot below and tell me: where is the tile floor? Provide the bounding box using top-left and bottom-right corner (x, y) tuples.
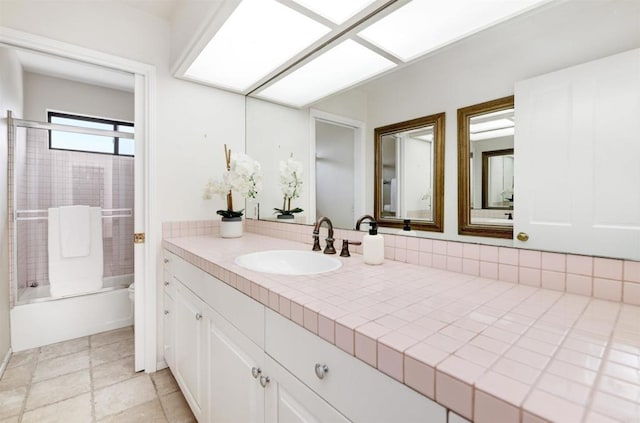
(0, 326), (196, 423)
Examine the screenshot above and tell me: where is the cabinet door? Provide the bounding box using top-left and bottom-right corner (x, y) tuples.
(264, 356), (350, 423)
(515, 48), (640, 260)
(208, 307), (265, 423)
(174, 283), (207, 421)
(163, 292), (175, 370)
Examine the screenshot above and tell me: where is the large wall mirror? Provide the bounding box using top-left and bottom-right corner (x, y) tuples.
(458, 96), (514, 239)
(374, 113), (445, 232)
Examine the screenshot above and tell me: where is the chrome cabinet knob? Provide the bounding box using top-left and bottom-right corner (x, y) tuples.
(517, 232), (529, 242)
(251, 367), (261, 379)
(164, 258), (169, 264)
(164, 310), (170, 315)
(259, 375), (270, 388)
(195, 313), (202, 321)
(164, 281), (170, 286)
(315, 363), (329, 379)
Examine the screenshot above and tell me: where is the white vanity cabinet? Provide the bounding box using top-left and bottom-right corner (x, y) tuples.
(173, 280), (209, 421)
(265, 309), (447, 423)
(515, 48), (640, 260)
(162, 250), (446, 423)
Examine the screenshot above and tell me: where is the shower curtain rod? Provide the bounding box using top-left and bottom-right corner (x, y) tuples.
(9, 114), (134, 139)
(15, 208), (132, 221)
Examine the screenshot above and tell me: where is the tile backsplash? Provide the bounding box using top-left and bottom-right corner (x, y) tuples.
(162, 218), (640, 305)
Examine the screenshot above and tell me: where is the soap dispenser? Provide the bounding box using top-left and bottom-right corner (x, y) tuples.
(355, 215), (384, 265)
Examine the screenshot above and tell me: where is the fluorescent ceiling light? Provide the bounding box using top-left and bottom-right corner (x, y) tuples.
(185, 0), (330, 92)
(358, 0), (548, 62)
(470, 127), (514, 141)
(470, 118), (514, 133)
(257, 39), (396, 107)
(291, 0), (378, 24)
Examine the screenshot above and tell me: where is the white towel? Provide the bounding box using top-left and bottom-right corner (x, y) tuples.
(59, 205), (91, 258)
(48, 207), (103, 297)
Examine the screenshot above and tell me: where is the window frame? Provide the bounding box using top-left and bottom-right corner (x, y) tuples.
(48, 111), (134, 157)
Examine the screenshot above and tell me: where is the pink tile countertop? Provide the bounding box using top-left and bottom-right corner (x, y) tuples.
(163, 234), (640, 423)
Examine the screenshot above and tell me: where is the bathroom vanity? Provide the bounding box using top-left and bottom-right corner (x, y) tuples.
(162, 242), (445, 423)
(162, 232), (640, 423)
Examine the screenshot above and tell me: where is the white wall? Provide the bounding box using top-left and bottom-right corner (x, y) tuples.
(349, 0), (640, 245)
(0, 0), (246, 363)
(23, 72), (134, 122)
(0, 46), (24, 367)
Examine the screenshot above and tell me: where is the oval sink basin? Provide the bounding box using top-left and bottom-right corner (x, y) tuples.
(235, 250), (342, 275)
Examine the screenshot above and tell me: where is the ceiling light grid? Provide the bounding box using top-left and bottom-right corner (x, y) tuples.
(179, 0), (551, 108)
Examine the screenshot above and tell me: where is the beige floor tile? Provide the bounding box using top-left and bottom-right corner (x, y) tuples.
(151, 368), (179, 396)
(160, 390), (197, 423)
(33, 350), (90, 382)
(0, 386), (27, 420)
(7, 348), (39, 370)
(39, 337), (89, 362)
(92, 355), (137, 389)
(97, 398), (167, 423)
(94, 374), (157, 420)
(0, 363), (33, 391)
(91, 326), (134, 349)
(0, 416), (20, 423)
(25, 369), (91, 411)
(91, 339), (134, 367)
(21, 392), (92, 423)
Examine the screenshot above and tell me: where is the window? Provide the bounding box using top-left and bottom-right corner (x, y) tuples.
(48, 112), (134, 156)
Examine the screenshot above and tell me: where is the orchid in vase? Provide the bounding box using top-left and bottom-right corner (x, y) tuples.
(274, 154), (303, 219)
(203, 144), (262, 221)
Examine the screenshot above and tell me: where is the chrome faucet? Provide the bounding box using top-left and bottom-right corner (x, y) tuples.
(312, 217), (336, 254)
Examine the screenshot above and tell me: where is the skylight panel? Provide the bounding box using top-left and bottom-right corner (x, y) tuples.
(185, 0), (330, 92)
(256, 39), (396, 108)
(358, 0), (549, 62)
(291, 0), (378, 24)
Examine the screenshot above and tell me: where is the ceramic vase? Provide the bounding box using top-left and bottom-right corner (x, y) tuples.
(220, 216), (243, 238)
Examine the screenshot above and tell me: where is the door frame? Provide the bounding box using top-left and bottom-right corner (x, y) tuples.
(0, 26), (158, 372)
(309, 109), (365, 226)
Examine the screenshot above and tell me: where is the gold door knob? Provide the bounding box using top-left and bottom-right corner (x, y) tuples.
(517, 232), (529, 242)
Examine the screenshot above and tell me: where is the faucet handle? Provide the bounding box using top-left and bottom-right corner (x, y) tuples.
(312, 233), (321, 251)
(340, 239), (362, 257)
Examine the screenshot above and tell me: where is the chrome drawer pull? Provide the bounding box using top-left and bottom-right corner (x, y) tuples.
(195, 313), (202, 320)
(164, 258), (169, 264)
(259, 375), (270, 388)
(251, 367), (261, 379)
(164, 281), (170, 286)
(315, 363), (329, 379)
(164, 310), (170, 315)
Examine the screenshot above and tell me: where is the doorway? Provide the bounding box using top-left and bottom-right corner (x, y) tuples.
(310, 110), (365, 229)
(0, 29), (156, 372)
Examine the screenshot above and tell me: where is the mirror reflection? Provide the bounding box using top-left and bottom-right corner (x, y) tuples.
(458, 96), (514, 238)
(375, 113), (444, 232)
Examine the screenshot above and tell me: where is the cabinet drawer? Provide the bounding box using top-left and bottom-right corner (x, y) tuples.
(265, 309), (446, 423)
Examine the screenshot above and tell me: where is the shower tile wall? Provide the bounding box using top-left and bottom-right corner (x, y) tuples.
(16, 128), (134, 290)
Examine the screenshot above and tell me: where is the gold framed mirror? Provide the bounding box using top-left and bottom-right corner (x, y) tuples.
(458, 96), (514, 239)
(374, 113), (445, 232)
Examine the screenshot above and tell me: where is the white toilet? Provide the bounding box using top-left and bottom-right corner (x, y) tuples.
(128, 283), (135, 318)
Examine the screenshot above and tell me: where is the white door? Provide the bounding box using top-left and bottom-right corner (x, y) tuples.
(133, 73), (147, 372)
(162, 293), (175, 370)
(208, 308), (265, 423)
(174, 284), (206, 420)
(514, 48), (640, 260)
(264, 356), (349, 423)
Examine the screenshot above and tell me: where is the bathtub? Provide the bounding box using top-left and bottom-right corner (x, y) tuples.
(10, 275), (133, 352)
